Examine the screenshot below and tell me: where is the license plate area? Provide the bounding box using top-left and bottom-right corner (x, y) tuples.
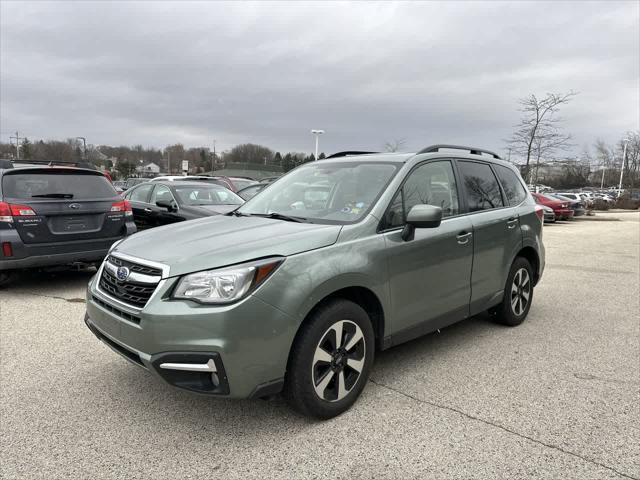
(49, 214), (103, 233)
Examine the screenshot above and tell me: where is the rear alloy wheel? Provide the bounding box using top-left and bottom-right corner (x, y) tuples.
(491, 257), (534, 326)
(285, 299), (374, 419)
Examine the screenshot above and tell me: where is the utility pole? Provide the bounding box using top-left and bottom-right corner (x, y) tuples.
(212, 139), (216, 174)
(617, 139), (630, 197)
(75, 137), (87, 160)
(9, 131), (23, 160)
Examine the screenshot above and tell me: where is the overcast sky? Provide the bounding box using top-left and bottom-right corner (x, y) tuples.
(1, 1), (638, 158)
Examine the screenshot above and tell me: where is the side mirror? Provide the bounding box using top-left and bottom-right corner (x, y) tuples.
(401, 204), (442, 241)
(156, 199), (176, 211)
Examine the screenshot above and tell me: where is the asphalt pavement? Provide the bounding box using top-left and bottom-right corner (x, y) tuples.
(1, 212), (638, 479)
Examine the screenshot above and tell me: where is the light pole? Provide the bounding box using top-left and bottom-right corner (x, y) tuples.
(75, 137), (87, 160)
(311, 129), (324, 160)
(617, 138), (630, 197)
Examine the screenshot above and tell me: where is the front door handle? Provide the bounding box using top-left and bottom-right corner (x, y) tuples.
(144, 208), (153, 213)
(506, 217), (518, 229)
(456, 231), (472, 245)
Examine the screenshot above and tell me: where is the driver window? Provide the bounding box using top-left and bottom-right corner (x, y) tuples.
(151, 185), (173, 205)
(384, 161), (459, 229)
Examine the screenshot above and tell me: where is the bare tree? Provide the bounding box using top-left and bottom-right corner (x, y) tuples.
(508, 91), (577, 181)
(383, 138), (406, 152)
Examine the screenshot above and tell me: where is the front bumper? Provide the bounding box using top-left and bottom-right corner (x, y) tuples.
(85, 272), (297, 399)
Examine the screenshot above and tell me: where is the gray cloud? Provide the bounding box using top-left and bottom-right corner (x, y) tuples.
(1, 1), (638, 157)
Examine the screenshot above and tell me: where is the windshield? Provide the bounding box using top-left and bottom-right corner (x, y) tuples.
(173, 185), (243, 206)
(238, 162), (398, 224)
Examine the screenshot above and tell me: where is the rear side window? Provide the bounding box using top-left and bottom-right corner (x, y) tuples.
(457, 161), (504, 212)
(494, 165), (527, 206)
(2, 172), (115, 200)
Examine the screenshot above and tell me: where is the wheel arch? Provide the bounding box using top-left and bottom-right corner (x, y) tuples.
(516, 246), (540, 285)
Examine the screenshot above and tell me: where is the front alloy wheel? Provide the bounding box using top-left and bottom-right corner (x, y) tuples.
(312, 320), (366, 402)
(285, 299), (374, 419)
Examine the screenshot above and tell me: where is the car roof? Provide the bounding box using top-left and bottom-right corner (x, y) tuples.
(153, 180), (229, 188)
(0, 165), (103, 177)
(317, 151), (518, 169)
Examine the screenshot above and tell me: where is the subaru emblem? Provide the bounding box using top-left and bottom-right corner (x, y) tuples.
(116, 266), (130, 281)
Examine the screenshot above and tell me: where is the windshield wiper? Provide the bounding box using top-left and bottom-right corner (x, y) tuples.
(31, 193), (74, 199)
(246, 212), (306, 223)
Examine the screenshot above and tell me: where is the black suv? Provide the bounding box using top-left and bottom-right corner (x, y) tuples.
(0, 166), (136, 286)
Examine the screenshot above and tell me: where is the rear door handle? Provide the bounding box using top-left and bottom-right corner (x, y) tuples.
(506, 217), (518, 229)
(456, 231), (472, 245)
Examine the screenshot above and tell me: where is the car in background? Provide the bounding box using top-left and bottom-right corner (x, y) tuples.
(0, 166), (136, 287)
(151, 175), (236, 191)
(125, 177), (149, 190)
(532, 193), (574, 220)
(547, 193), (586, 216)
(237, 183), (267, 200)
(112, 180), (127, 194)
(541, 204), (556, 223)
(123, 181), (244, 230)
(259, 175), (281, 184)
(227, 176), (258, 191)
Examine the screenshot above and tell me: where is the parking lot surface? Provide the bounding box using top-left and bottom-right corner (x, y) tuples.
(1, 212), (639, 479)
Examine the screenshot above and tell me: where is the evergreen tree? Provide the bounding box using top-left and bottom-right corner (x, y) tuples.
(274, 152), (283, 165)
(318, 152), (326, 160)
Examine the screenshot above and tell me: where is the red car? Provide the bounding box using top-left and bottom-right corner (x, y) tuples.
(532, 193), (574, 220)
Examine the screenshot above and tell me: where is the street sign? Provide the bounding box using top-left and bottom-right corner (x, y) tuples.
(181, 160), (188, 174)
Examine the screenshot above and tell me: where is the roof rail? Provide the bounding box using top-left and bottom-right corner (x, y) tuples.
(417, 144), (502, 159)
(326, 151), (379, 159)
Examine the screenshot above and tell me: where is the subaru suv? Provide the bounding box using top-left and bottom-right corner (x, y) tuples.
(0, 166), (136, 286)
(84, 145), (545, 419)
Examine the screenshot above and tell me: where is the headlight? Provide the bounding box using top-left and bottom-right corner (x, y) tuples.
(172, 257), (284, 304)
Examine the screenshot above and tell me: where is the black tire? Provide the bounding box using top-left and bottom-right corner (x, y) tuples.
(491, 257), (534, 327)
(0, 270), (13, 288)
(284, 299), (375, 419)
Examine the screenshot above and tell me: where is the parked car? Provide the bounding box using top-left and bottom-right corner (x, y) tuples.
(85, 145), (545, 418)
(259, 175), (282, 184)
(541, 204), (556, 223)
(548, 193), (586, 216)
(237, 183), (267, 200)
(125, 177), (149, 190)
(0, 166), (136, 287)
(227, 176), (258, 191)
(532, 193), (574, 220)
(112, 180), (127, 194)
(123, 181), (244, 230)
(150, 175), (235, 191)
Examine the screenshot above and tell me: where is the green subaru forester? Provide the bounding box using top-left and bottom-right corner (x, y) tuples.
(85, 145), (545, 418)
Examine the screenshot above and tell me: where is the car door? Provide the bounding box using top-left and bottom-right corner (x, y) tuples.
(124, 183), (155, 230)
(456, 160), (522, 315)
(149, 184), (183, 226)
(382, 160), (474, 339)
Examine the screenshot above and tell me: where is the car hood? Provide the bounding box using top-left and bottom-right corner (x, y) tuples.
(113, 215), (343, 277)
(184, 204), (239, 215)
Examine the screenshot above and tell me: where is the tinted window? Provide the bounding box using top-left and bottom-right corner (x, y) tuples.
(384, 161), (460, 228)
(494, 165), (527, 206)
(128, 184), (154, 202)
(151, 185), (174, 204)
(458, 161), (504, 212)
(173, 185), (243, 206)
(2, 172), (116, 200)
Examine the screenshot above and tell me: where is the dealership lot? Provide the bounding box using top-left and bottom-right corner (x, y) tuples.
(1, 213), (638, 479)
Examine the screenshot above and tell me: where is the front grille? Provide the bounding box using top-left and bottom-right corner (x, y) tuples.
(92, 295), (141, 324)
(108, 255), (162, 277)
(98, 256), (162, 308)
